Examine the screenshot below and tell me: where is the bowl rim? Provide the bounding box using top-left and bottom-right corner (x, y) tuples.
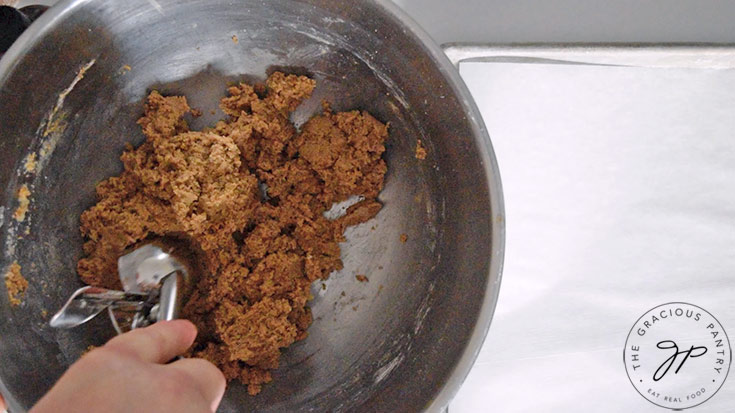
(370, 1), (506, 411)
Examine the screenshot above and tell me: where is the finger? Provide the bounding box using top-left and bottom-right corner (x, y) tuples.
(167, 358), (226, 412)
(104, 320), (197, 363)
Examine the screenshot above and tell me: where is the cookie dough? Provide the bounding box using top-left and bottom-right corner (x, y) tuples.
(77, 72), (388, 395)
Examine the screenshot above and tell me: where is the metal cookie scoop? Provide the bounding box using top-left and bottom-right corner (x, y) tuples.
(50, 244), (189, 334)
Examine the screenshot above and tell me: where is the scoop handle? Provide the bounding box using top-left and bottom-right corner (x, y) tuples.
(157, 271), (184, 322)
(49, 286), (146, 329)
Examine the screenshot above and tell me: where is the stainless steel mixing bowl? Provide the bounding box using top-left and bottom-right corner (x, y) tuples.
(0, 0), (504, 411)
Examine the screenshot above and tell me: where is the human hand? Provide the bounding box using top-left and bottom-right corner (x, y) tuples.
(31, 320), (225, 413)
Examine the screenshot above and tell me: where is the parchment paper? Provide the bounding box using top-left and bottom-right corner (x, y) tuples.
(451, 62), (735, 412)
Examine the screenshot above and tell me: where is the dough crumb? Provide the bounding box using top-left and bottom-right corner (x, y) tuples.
(5, 261), (27, 307)
(415, 139), (427, 160)
(355, 274), (368, 282)
(13, 185), (30, 222)
(78, 72), (388, 394)
(232, 35), (239, 44)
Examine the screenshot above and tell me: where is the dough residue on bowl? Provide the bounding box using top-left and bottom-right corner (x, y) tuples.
(5, 261), (28, 307)
(415, 139), (427, 160)
(13, 185), (31, 223)
(77, 72), (388, 395)
(24, 153), (37, 173)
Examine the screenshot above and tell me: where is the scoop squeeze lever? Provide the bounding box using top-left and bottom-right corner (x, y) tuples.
(49, 244), (189, 334)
